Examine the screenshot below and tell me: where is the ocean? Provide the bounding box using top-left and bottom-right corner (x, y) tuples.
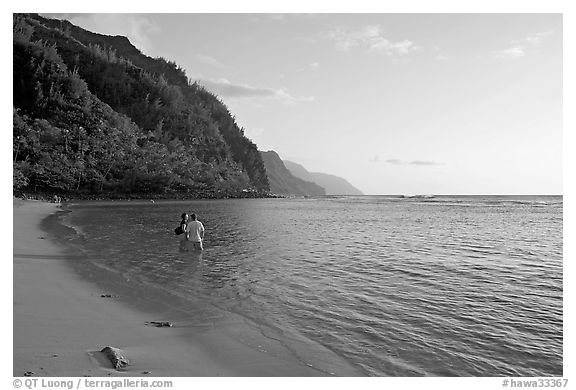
(50, 195), (563, 376)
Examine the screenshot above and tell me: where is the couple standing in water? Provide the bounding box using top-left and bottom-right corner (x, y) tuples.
(179, 213), (205, 252)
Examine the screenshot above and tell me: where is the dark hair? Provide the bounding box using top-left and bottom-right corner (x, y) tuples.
(181, 213), (187, 219)
(191, 213), (197, 220)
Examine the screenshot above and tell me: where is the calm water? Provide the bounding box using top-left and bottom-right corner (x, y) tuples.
(56, 196), (563, 376)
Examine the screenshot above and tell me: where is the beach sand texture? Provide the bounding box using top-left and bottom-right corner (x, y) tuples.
(13, 200), (332, 377)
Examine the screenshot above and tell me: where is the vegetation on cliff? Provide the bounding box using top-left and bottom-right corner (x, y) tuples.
(13, 14), (269, 199)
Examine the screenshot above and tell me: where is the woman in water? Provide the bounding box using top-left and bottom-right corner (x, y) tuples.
(179, 213), (190, 252)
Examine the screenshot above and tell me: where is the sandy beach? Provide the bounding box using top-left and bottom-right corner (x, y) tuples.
(13, 199), (355, 377)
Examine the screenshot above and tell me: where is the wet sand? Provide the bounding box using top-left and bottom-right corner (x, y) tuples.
(13, 199), (351, 377)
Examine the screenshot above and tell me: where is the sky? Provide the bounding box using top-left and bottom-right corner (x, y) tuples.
(43, 12), (563, 195)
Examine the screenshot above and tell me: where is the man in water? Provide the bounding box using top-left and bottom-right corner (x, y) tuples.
(188, 213), (205, 250)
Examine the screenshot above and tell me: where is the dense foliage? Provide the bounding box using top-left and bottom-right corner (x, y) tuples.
(13, 14), (270, 198)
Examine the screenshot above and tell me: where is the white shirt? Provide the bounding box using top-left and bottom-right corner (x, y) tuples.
(187, 220), (204, 242)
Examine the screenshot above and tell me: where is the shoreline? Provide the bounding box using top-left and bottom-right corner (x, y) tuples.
(14, 190), (283, 204)
(13, 199), (359, 377)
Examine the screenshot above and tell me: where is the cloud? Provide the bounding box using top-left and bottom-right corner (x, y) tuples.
(522, 31), (554, 46)
(431, 46), (448, 61)
(198, 78), (274, 98)
(495, 46), (526, 59)
(494, 31), (554, 59)
(249, 14), (328, 23)
(248, 14), (286, 23)
(386, 159), (403, 165)
(196, 54), (226, 68)
(386, 159), (442, 166)
(47, 14), (160, 54)
(197, 78), (314, 104)
(325, 25), (420, 56)
(243, 127), (265, 141)
(409, 160), (442, 166)
(297, 62), (320, 72)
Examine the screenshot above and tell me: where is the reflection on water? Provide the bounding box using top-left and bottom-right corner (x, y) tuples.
(62, 196), (563, 376)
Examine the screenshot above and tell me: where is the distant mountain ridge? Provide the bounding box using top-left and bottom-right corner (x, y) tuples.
(283, 161), (363, 195)
(260, 151), (325, 196)
(258, 151), (363, 196)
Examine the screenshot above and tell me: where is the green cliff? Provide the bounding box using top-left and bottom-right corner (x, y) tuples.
(13, 13), (269, 199)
